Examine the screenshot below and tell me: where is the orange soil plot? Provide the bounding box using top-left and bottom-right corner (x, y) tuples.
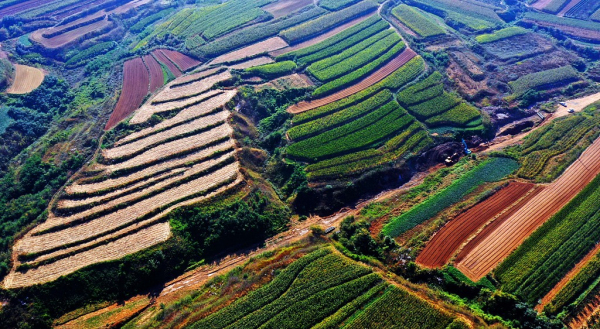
(287, 48), (417, 114)
(6, 64), (44, 94)
(152, 49), (182, 77)
(416, 182), (535, 268)
(105, 58), (149, 130)
(270, 13), (376, 57)
(456, 136), (600, 281)
(159, 49), (201, 71)
(4, 223), (171, 288)
(130, 89), (222, 124)
(143, 54), (164, 93)
(212, 37), (288, 64)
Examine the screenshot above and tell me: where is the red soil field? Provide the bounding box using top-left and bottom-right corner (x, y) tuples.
(105, 58), (149, 130)
(456, 136), (600, 281)
(531, 0), (553, 10)
(416, 182), (535, 268)
(0, 0), (55, 18)
(142, 55), (163, 93)
(287, 48), (417, 114)
(152, 50), (182, 77)
(159, 49), (201, 72)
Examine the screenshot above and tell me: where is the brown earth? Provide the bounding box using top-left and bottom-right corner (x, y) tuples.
(6, 64), (44, 94)
(105, 58), (149, 130)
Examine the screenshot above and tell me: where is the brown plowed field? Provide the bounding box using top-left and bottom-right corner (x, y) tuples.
(531, 0), (553, 10)
(537, 241), (600, 312)
(53, 0), (109, 20)
(270, 13), (375, 57)
(456, 136), (600, 281)
(31, 19), (112, 49)
(568, 295), (600, 328)
(524, 18), (600, 41)
(159, 49), (201, 71)
(287, 48), (417, 114)
(6, 64), (44, 94)
(212, 37), (288, 64)
(142, 54), (164, 93)
(416, 182), (535, 268)
(152, 50), (182, 77)
(263, 0), (312, 18)
(105, 58), (149, 130)
(558, 0), (583, 16)
(0, 0), (55, 17)
(131, 89), (222, 124)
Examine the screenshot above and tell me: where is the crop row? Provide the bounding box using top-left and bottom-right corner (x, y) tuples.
(309, 32), (400, 81)
(288, 90), (393, 141)
(495, 173), (600, 304)
(408, 0), (500, 31)
(509, 65), (579, 96)
(65, 41), (115, 67)
(424, 102), (481, 127)
(383, 157), (519, 237)
(319, 0), (362, 11)
(288, 101), (409, 160)
(392, 4), (445, 38)
(475, 26), (529, 44)
(407, 93), (461, 119)
(523, 11), (600, 33)
(564, 0), (600, 20)
(542, 0), (569, 14)
(313, 42), (406, 96)
(397, 72), (443, 105)
(278, 16), (385, 64)
(194, 6), (326, 58)
(280, 1), (378, 44)
(130, 8), (175, 33)
(245, 61), (297, 79)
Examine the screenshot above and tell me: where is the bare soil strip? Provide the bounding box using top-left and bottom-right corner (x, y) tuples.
(212, 37), (288, 64)
(151, 71), (232, 104)
(229, 57), (275, 69)
(130, 90), (222, 124)
(6, 64), (44, 94)
(531, 0), (553, 10)
(4, 222), (171, 288)
(287, 48), (417, 114)
(456, 137), (600, 281)
(263, 0), (313, 18)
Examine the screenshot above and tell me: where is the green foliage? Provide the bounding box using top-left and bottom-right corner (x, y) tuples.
(392, 4), (445, 38)
(424, 103), (481, 127)
(397, 72), (443, 105)
(524, 11), (600, 32)
(383, 157), (519, 237)
(278, 16), (385, 65)
(407, 93), (461, 119)
(280, 1), (378, 44)
(130, 8), (176, 33)
(495, 174), (600, 304)
(65, 42), (116, 68)
(542, 0), (570, 14)
(0, 58), (13, 91)
(245, 61), (297, 79)
(0, 106), (11, 134)
(509, 65), (579, 97)
(312, 41), (406, 96)
(319, 0), (362, 11)
(410, 0), (501, 31)
(476, 27), (529, 44)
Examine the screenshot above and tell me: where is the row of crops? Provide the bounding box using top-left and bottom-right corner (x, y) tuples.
(475, 26), (528, 44)
(563, 0), (600, 20)
(406, 0), (503, 31)
(509, 65), (580, 97)
(495, 173), (600, 307)
(396, 71), (482, 130)
(523, 12), (600, 33)
(391, 4), (445, 38)
(382, 157), (519, 237)
(190, 248), (459, 329)
(516, 110), (600, 181)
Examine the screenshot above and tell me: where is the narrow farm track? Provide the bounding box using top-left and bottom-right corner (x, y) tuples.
(416, 182), (535, 268)
(4, 70), (243, 289)
(105, 58), (149, 130)
(456, 136), (600, 281)
(287, 48), (417, 114)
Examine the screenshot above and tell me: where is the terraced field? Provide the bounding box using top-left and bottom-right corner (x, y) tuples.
(2, 68), (242, 288)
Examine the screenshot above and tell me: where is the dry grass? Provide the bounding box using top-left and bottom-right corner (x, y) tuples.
(6, 64), (44, 94)
(212, 37), (288, 64)
(150, 71), (232, 105)
(116, 90), (236, 145)
(130, 90), (222, 124)
(229, 57), (275, 69)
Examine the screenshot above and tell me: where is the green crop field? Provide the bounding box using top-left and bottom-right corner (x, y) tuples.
(509, 66), (579, 97)
(392, 4), (445, 38)
(409, 0), (502, 31)
(319, 0), (362, 11)
(475, 26), (529, 44)
(495, 173), (600, 305)
(245, 61), (297, 79)
(383, 157), (519, 237)
(542, 0), (569, 14)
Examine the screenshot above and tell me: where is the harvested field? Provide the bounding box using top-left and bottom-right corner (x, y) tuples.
(524, 18), (600, 41)
(159, 49), (201, 72)
(229, 56), (275, 69)
(212, 37), (288, 64)
(416, 182), (535, 268)
(55, 296), (150, 329)
(117, 90), (236, 145)
(482, 33), (554, 61)
(456, 136), (600, 281)
(6, 64), (44, 94)
(558, 0), (583, 16)
(270, 13), (376, 57)
(264, 0), (313, 18)
(31, 18), (112, 49)
(104, 111), (229, 160)
(256, 73), (314, 91)
(168, 67), (223, 88)
(105, 58), (149, 130)
(532, 0), (553, 10)
(67, 140), (235, 194)
(287, 48), (417, 114)
(3, 223), (171, 288)
(21, 163), (238, 254)
(150, 71), (232, 105)
(152, 49), (182, 77)
(142, 54), (164, 93)
(129, 89), (222, 125)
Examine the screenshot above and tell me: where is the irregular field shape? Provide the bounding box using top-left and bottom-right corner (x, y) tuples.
(143, 54), (164, 93)
(456, 136), (600, 281)
(152, 49), (182, 77)
(105, 58), (149, 130)
(288, 48), (417, 114)
(159, 48), (201, 71)
(6, 64), (44, 94)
